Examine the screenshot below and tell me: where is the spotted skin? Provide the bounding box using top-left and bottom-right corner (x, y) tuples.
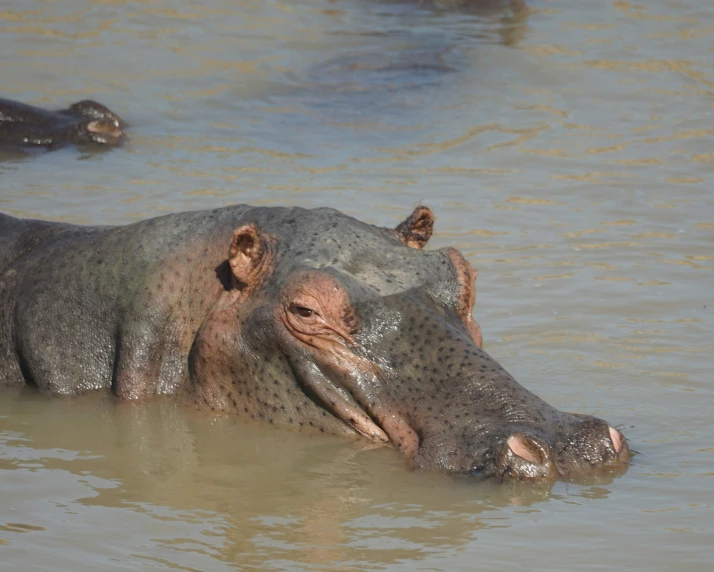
(0, 205), (630, 480)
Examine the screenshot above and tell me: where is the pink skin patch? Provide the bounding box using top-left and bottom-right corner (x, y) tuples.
(609, 426), (623, 453)
(87, 120), (122, 137)
(507, 435), (543, 465)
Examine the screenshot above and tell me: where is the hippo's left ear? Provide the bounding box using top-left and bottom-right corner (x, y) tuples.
(228, 224), (276, 291)
(395, 206), (434, 249)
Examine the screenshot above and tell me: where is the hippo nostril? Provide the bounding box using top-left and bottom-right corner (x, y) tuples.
(609, 426), (623, 453)
(507, 435), (547, 465)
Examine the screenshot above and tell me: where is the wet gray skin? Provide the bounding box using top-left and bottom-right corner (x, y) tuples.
(0, 205), (630, 481)
(0, 98), (125, 149)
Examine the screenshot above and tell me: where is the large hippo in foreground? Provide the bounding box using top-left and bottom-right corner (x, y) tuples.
(0, 98), (124, 149)
(0, 205), (629, 480)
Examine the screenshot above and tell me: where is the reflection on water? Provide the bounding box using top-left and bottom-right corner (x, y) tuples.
(0, 390), (619, 570)
(1, 0), (713, 570)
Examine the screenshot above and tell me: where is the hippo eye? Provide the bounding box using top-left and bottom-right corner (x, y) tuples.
(291, 305), (317, 319)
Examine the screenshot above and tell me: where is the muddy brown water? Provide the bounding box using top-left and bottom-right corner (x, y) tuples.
(1, 0), (712, 570)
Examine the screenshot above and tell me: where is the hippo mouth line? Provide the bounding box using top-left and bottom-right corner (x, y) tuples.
(322, 373), (425, 462)
(293, 354), (431, 463)
(289, 355), (391, 444)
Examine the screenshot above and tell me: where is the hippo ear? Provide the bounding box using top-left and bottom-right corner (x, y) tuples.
(228, 224), (275, 289)
(395, 206), (434, 249)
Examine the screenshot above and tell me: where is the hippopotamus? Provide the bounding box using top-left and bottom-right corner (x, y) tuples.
(0, 98), (124, 149)
(0, 205), (630, 480)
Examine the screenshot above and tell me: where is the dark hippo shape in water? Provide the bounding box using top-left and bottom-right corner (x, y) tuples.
(375, 0), (526, 13)
(0, 98), (125, 149)
(305, 44), (462, 94)
(278, 37), (468, 125)
(361, 0), (530, 42)
(0, 205), (630, 480)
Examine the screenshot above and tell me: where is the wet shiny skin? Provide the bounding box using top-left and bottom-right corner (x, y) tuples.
(0, 98), (124, 149)
(1, 0), (712, 570)
(0, 204), (629, 480)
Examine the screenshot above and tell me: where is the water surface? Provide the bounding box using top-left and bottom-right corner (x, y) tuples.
(1, 0), (713, 570)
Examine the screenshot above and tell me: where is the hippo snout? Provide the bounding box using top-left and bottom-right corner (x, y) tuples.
(491, 421), (630, 481)
(411, 412), (630, 480)
(72, 117), (125, 147)
(69, 99), (126, 147)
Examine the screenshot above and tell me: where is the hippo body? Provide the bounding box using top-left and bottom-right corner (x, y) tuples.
(0, 98), (124, 149)
(0, 206), (629, 479)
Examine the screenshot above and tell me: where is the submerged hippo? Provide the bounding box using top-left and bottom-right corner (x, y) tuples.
(0, 205), (629, 480)
(0, 98), (124, 149)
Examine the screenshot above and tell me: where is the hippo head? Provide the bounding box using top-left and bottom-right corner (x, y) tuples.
(189, 206), (630, 480)
(67, 100), (125, 146)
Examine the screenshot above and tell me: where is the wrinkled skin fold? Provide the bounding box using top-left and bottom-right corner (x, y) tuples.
(0, 98), (125, 149)
(0, 205), (630, 480)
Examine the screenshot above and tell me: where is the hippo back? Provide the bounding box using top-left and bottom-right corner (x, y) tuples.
(0, 213), (71, 274)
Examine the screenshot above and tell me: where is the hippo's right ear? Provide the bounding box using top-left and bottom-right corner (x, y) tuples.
(228, 224), (276, 291)
(395, 206), (434, 249)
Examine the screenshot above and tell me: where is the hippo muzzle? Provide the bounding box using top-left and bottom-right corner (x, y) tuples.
(343, 295), (631, 480)
(413, 414), (629, 480)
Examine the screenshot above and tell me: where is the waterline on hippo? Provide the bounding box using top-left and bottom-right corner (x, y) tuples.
(0, 205), (630, 481)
